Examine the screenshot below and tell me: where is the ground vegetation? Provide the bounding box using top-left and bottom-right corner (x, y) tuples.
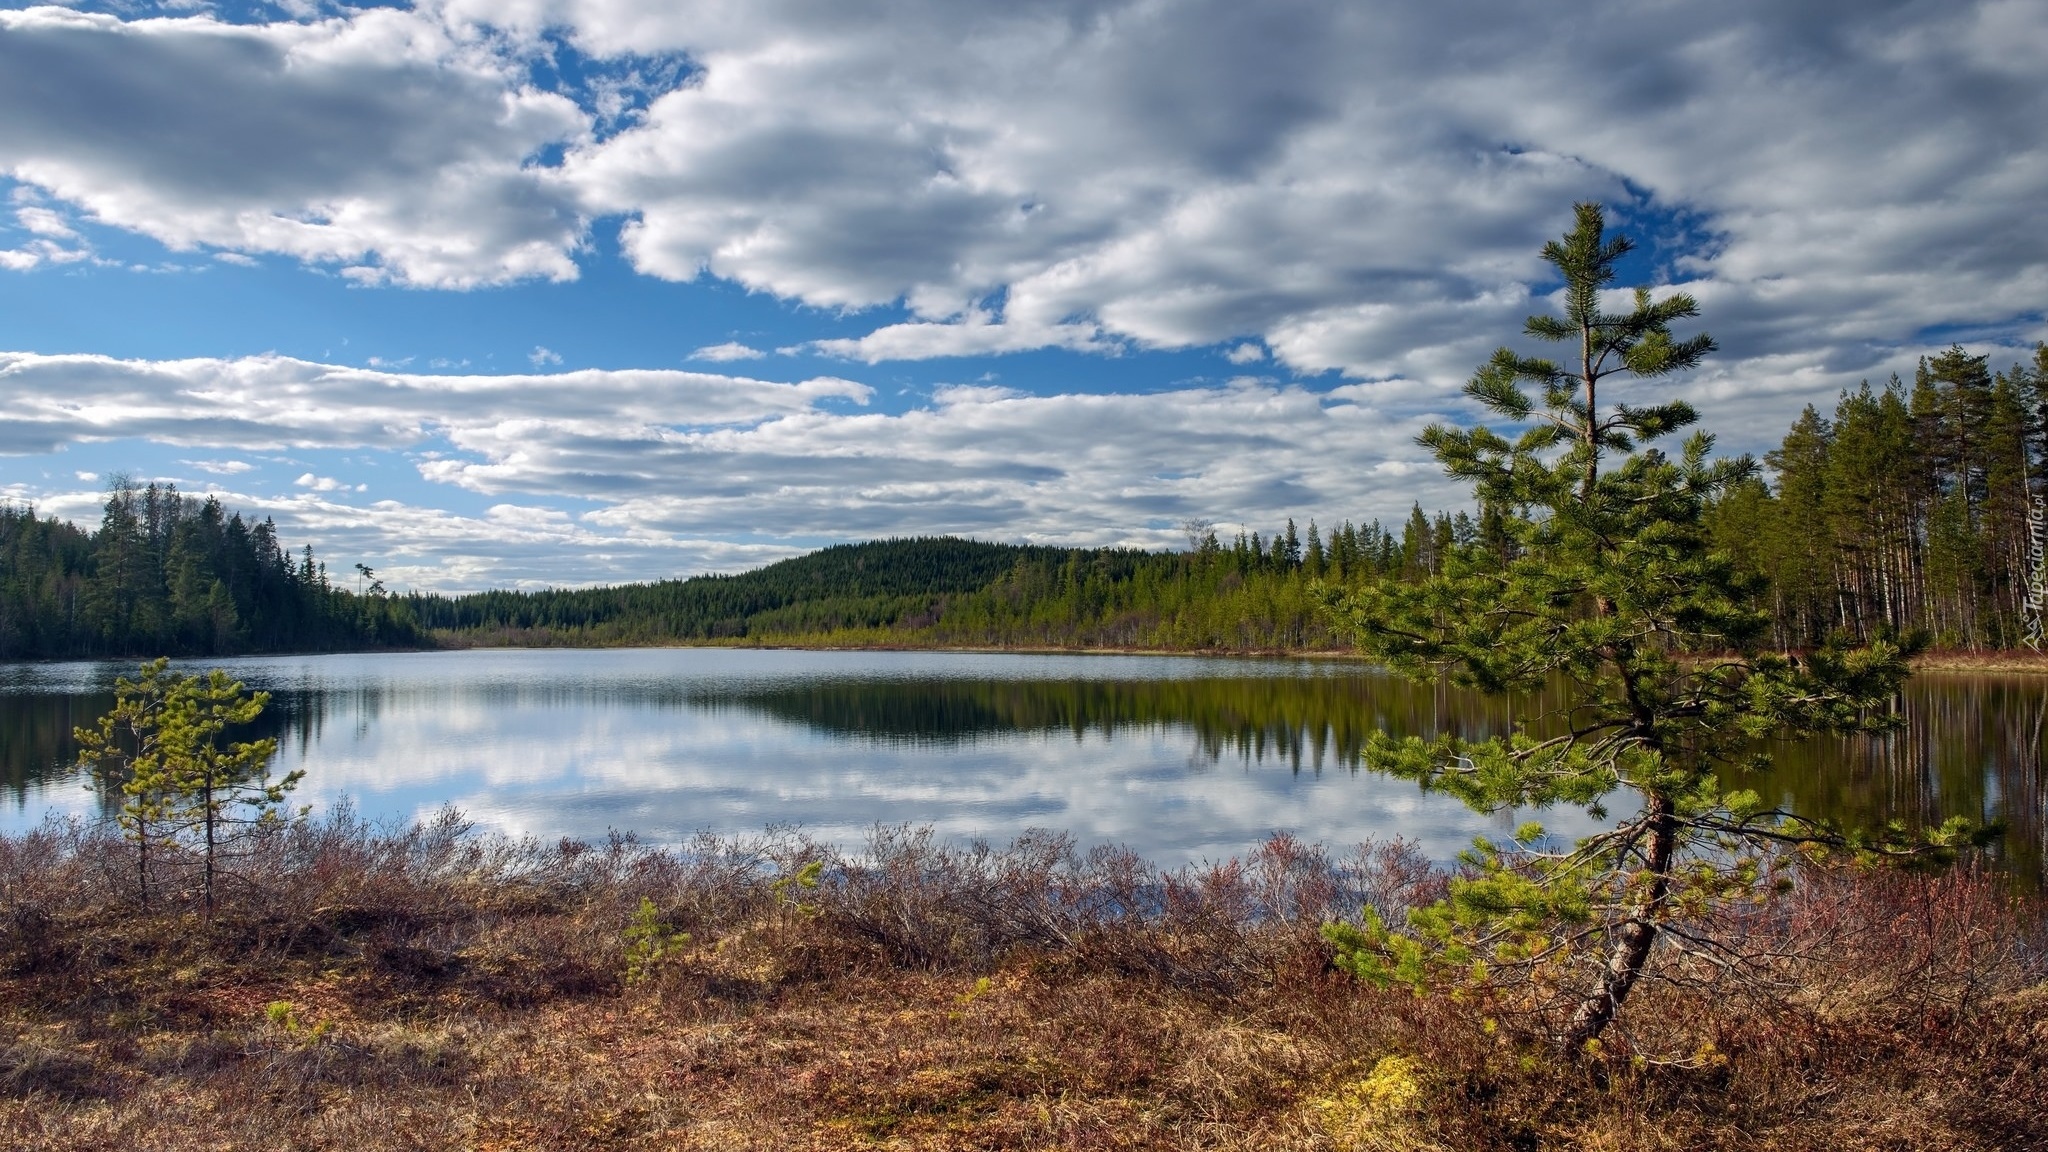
(0, 811), (2040, 1150)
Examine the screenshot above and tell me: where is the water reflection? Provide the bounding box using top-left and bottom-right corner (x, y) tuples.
(0, 651), (2039, 878)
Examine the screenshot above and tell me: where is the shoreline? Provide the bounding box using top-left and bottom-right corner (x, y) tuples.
(15, 639), (2048, 675)
(437, 636), (2048, 675)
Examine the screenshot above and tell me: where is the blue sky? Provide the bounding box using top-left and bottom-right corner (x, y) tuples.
(2, 0), (2043, 590)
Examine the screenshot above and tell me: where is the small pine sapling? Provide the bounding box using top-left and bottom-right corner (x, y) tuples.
(76, 660), (301, 917)
(622, 897), (689, 984)
(74, 658), (182, 909)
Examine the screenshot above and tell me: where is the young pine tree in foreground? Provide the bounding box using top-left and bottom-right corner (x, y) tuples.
(76, 659), (300, 916)
(1320, 203), (1971, 1051)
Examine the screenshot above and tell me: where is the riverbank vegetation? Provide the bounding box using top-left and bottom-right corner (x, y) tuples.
(404, 334), (2048, 657)
(1, 811), (2041, 1150)
(7, 334), (2048, 664)
(0, 479), (422, 660)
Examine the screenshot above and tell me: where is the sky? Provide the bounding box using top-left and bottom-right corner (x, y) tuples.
(0, 0), (2043, 592)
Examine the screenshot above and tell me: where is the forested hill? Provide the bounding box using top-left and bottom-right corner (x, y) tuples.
(406, 537), (1158, 643)
(9, 343), (2042, 660)
(0, 481), (422, 660)
(409, 520), (1447, 651)
(409, 344), (2048, 655)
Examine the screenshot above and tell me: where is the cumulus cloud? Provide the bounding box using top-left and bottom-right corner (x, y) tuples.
(534, 0), (2041, 385)
(689, 341), (766, 362)
(2, 0), (2039, 392)
(0, 6), (587, 287)
(0, 350), (1477, 586)
(0, 0), (2041, 589)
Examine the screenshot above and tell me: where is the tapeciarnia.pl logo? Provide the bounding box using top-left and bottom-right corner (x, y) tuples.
(2026, 493), (2047, 651)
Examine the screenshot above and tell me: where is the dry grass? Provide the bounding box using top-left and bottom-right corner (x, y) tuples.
(1910, 650), (2048, 674)
(1, 812), (2042, 1151)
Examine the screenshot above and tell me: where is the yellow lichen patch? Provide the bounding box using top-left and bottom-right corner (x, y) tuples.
(1311, 1055), (1446, 1152)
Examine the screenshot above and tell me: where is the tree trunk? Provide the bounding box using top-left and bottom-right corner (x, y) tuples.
(1563, 794), (1677, 1049)
(202, 777), (216, 919)
(136, 817), (150, 911)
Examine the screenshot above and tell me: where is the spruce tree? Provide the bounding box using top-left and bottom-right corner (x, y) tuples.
(1320, 203), (1957, 1050)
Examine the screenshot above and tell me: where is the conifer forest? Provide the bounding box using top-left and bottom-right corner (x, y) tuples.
(5, 340), (2046, 660)
(0, 478), (422, 659)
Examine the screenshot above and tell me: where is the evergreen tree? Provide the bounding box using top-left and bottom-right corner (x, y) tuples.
(74, 658), (184, 909)
(156, 669), (297, 916)
(74, 660), (299, 915)
(1320, 203), (1947, 1050)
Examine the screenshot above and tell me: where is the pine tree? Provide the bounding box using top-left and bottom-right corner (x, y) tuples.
(156, 669), (297, 916)
(1320, 203), (1948, 1051)
(74, 658), (184, 908)
(1763, 405), (1832, 642)
(75, 660), (300, 914)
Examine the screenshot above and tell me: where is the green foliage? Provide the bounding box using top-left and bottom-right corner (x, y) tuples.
(769, 859), (826, 918)
(74, 659), (303, 913)
(622, 897), (690, 984)
(72, 658), (184, 909)
(0, 479), (421, 659)
(1711, 342), (2048, 651)
(264, 999), (335, 1044)
(1320, 203), (1941, 1049)
(409, 532), (1414, 652)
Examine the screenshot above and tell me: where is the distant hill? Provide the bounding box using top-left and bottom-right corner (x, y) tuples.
(403, 519), (1442, 651)
(405, 537), (1127, 643)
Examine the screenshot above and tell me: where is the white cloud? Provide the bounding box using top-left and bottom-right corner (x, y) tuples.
(537, 0), (2042, 386)
(0, 6), (588, 288)
(810, 312), (1116, 363)
(0, 1), (2038, 391)
(689, 341), (766, 362)
(1, 195), (94, 269)
(0, 351), (872, 457)
(14, 205), (75, 239)
(528, 345), (563, 367)
(183, 458), (255, 475)
(3, 336), (2030, 589)
(0, 0), (2040, 593)
(0, 349), (1459, 579)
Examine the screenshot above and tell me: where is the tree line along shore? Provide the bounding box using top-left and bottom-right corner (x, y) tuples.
(8, 342), (2048, 667)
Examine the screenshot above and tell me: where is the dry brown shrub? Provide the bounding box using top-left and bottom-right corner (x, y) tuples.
(0, 813), (2041, 1151)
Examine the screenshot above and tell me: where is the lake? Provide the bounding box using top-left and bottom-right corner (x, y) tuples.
(1, 648), (2041, 879)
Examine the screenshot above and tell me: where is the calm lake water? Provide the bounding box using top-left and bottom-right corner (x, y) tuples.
(1, 648), (2041, 878)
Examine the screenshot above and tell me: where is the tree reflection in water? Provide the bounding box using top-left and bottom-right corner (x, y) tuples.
(4, 662), (2040, 884)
